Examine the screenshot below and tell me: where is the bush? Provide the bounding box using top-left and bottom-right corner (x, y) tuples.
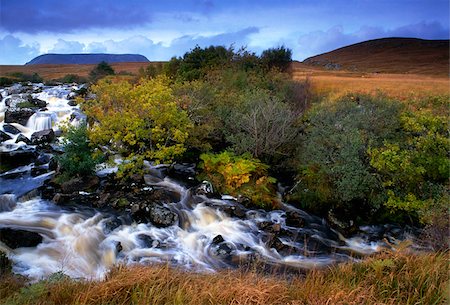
(199, 151), (278, 208)
(82, 76), (192, 172)
(292, 94), (404, 221)
(57, 74), (88, 84)
(57, 123), (101, 178)
(89, 61), (115, 81)
(260, 46), (292, 72)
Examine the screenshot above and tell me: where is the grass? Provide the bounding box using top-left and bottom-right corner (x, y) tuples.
(0, 249), (448, 305)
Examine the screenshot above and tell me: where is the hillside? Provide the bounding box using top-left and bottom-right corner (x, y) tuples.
(26, 53), (149, 65)
(303, 38), (449, 75)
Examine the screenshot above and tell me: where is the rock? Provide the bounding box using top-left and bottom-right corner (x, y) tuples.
(143, 174), (163, 185)
(115, 242), (123, 253)
(4, 108), (35, 125)
(31, 129), (55, 145)
(194, 181), (214, 196)
(137, 234), (160, 248)
(67, 99), (77, 106)
(103, 218), (123, 234)
(0, 228), (43, 248)
(48, 158), (58, 171)
(212, 235), (225, 244)
(31, 98), (47, 108)
(148, 205), (178, 227)
(31, 166), (48, 177)
(2, 124), (21, 135)
(15, 134), (31, 145)
(149, 189), (181, 204)
(0, 148), (37, 168)
(211, 242), (234, 259)
(264, 234), (297, 255)
(285, 211), (306, 228)
(60, 176), (99, 193)
(169, 163), (196, 180)
(35, 154), (51, 166)
(0, 131), (12, 142)
(0, 194), (16, 212)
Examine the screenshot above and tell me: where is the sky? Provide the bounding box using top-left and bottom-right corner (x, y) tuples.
(0, 0), (449, 64)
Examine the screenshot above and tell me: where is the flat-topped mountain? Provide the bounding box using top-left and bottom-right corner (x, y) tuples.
(26, 53), (149, 65)
(303, 38), (449, 75)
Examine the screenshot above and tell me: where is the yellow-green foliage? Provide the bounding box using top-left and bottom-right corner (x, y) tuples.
(82, 76), (192, 166)
(369, 110), (449, 219)
(199, 151), (278, 208)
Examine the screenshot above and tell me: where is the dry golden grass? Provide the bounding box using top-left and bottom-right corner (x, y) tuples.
(1, 249), (448, 305)
(291, 63), (450, 101)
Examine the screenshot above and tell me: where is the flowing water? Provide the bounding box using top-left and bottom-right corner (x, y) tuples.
(0, 83), (406, 280)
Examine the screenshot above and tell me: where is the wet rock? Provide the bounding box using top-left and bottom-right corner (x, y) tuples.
(31, 98), (47, 108)
(285, 211), (306, 228)
(0, 195), (16, 212)
(137, 234), (160, 248)
(143, 174), (163, 185)
(31, 166), (48, 177)
(0, 131), (12, 142)
(148, 205), (178, 227)
(31, 129), (55, 145)
(0, 148), (37, 168)
(15, 134), (31, 145)
(67, 99), (77, 106)
(212, 235), (225, 244)
(114, 241), (123, 253)
(168, 163), (196, 183)
(35, 154), (51, 166)
(149, 188), (181, 204)
(4, 108), (35, 126)
(48, 158), (58, 171)
(60, 176), (99, 193)
(103, 218), (122, 234)
(264, 234), (297, 255)
(2, 124), (21, 135)
(194, 181), (214, 196)
(211, 242), (234, 259)
(0, 228), (43, 249)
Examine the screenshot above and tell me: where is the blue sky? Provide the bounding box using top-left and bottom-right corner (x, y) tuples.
(0, 0), (448, 64)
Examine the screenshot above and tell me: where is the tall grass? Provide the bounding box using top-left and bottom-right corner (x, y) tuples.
(0, 250), (448, 305)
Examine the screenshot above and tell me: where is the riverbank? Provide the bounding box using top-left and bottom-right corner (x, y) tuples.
(0, 248), (447, 305)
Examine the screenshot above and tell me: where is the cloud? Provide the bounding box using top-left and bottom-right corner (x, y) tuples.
(0, 35), (40, 64)
(295, 21), (449, 60)
(49, 39), (85, 53)
(0, 0), (152, 33)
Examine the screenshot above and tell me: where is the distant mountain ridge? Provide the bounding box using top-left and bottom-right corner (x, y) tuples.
(26, 53), (150, 65)
(303, 38), (449, 75)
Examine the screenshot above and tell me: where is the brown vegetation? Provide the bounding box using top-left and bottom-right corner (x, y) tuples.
(303, 38), (449, 75)
(0, 249), (448, 305)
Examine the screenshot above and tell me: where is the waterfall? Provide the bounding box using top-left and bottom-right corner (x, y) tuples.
(26, 112), (56, 132)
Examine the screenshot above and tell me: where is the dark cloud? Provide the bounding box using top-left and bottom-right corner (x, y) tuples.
(1, 0), (152, 33)
(0, 35), (40, 64)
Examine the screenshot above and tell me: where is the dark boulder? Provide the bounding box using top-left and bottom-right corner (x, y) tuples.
(148, 205), (178, 227)
(137, 234), (160, 248)
(0, 131), (11, 142)
(148, 188), (181, 204)
(211, 242), (234, 259)
(285, 211), (306, 228)
(67, 99), (77, 106)
(2, 124), (21, 135)
(212, 235), (225, 244)
(0, 148), (37, 168)
(31, 166), (48, 177)
(0, 228), (43, 248)
(15, 134), (31, 145)
(31, 129), (55, 145)
(4, 108), (35, 126)
(60, 176), (99, 194)
(35, 154), (51, 166)
(31, 98), (47, 108)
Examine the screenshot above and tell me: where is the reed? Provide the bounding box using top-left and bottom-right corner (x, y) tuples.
(0, 249), (447, 305)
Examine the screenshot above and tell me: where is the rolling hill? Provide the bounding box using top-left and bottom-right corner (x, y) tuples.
(26, 53), (149, 65)
(303, 38), (449, 75)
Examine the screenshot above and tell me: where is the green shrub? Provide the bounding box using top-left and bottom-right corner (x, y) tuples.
(199, 151), (278, 208)
(57, 123), (101, 177)
(292, 94), (404, 220)
(89, 61), (115, 81)
(260, 46), (292, 72)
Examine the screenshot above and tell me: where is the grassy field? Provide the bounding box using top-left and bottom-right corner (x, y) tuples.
(0, 248), (447, 305)
(291, 62), (450, 100)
